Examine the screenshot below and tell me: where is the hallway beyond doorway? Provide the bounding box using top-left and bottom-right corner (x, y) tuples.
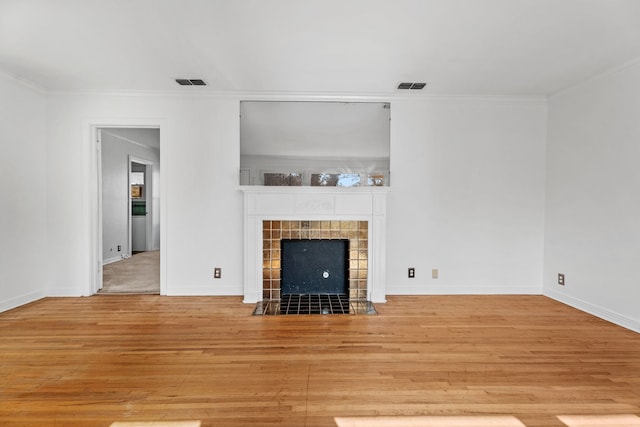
(100, 251), (160, 294)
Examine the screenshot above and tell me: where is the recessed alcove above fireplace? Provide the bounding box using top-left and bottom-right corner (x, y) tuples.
(239, 101), (390, 187)
(242, 187), (389, 309)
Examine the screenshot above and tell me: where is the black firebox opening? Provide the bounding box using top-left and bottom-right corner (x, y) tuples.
(281, 239), (348, 295)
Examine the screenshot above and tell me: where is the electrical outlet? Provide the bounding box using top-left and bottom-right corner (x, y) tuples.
(432, 269), (438, 279)
(117, 245), (121, 252)
(558, 273), (565, 286)
(214, 268), (222, 279)
(408, 267), (415, 278)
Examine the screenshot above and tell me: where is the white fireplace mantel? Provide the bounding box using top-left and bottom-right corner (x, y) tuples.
(241, 186), (389, 304)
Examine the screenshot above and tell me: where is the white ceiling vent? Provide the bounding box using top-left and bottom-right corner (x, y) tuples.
(397, 82), (427, 90)
(175, 78), (207, 86)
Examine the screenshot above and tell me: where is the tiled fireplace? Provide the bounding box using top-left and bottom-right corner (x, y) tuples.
(261, 220), (368, 314)
(242, 187), (389, 311)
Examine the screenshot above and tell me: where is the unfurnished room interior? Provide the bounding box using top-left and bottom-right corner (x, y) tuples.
(1, 1), (640, 426)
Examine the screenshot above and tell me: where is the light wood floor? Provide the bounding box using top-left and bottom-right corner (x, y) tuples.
(1, 295), (639, 427)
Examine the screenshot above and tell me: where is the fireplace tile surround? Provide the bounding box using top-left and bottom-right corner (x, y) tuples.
(242, 187), (389, 309)
(262, 220), (368, 301)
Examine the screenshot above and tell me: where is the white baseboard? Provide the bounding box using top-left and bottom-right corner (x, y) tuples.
(387, 283), (542, 295)
(0, 290), (45, 313)
(46, 288), (85, 297)
(103, 256), (122, 265)
(544, 288), (640, 333)
(164, 286), (243, 297)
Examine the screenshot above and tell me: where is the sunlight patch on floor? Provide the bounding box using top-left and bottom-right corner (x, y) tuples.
(557, 414), (640, 426)
(334, 415), (640, 427)
(334, 415), (526, 427)
(110, 421), (201, 427)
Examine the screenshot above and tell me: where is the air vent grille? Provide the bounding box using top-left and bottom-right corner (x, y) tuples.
(397, 82), (428, 90)
(175, 78), (207, 86)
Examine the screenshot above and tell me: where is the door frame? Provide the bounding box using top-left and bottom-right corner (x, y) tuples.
(83, 118), (166, 296)
(129, 155), (156, 254)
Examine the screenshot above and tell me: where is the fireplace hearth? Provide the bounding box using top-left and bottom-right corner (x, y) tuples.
(253, 294), (377, 315)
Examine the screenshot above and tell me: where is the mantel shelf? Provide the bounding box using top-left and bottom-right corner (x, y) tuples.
(239, 186), (391, 193)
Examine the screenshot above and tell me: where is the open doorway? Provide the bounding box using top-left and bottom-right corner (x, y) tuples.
(98, 127), (160, 294)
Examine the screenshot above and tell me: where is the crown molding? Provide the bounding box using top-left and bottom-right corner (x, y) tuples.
(549, 55), (640, 99)
(0, 69), (47, 94)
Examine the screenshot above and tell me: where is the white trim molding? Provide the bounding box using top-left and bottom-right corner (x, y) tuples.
(0, 290), (46, 313)
(545, 288), (640, 333)
(389, 285), (542, 296)
(83, 118), (167, 297)
(241, 186), (389, 304)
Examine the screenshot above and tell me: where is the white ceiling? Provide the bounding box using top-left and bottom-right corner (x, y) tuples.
(1, 0), (639, 96)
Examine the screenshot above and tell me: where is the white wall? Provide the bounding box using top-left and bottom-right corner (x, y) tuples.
(101, 130), (160, 262)
(4, 65), (637, 333)
(0, 74), (47, 310)
(387, 98), (547, 294)
(43, 92), (547, 299)
(45, 94), (242, 296)
(544, 60), (640, 332)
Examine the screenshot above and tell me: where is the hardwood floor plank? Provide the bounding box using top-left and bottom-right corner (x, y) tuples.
(1, 295), (639, 426)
